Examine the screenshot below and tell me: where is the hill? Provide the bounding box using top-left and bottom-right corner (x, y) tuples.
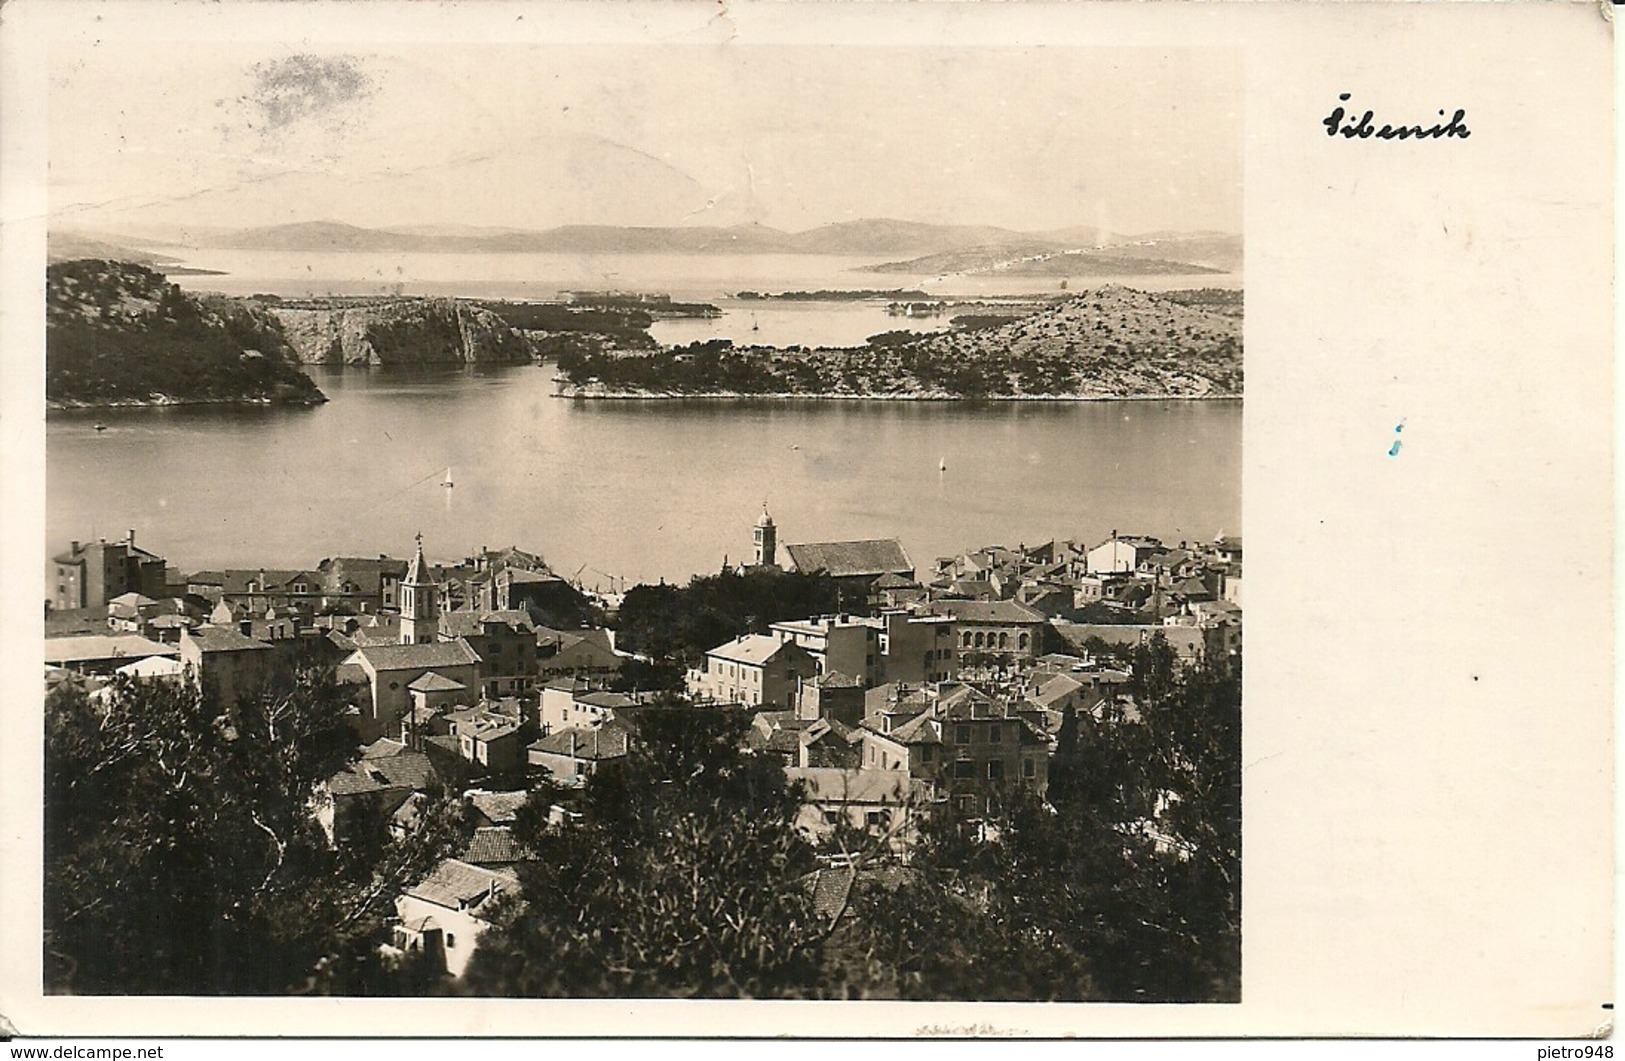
(259, 297), (535, 366)
(46, 260), (326, 408)
(555, 285), (1241, 400)
(860, 243), (1227, 277)
(86, 218), (1168, 259)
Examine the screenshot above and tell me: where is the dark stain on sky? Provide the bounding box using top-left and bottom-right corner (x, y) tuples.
(246, 54), (374, 133)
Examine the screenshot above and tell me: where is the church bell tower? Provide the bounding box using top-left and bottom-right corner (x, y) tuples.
(399, 533), (439, 645)
(753, 504), (777, 568)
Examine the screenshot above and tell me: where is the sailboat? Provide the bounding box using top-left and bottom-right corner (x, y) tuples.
(93, 422), (107, 433)
(441, 466), (454, 489)
(938, 457), (948, 472)
(750, 313), (760, 333)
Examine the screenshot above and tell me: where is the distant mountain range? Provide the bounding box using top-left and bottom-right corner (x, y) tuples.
(51, 218), (1239, 272)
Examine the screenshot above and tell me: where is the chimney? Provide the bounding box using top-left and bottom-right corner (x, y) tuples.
(127, 528), (136, 546)
(70, 540), (80, 554)
(1110, 528), (1117, 539)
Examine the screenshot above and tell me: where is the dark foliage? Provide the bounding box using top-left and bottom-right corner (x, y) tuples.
(46, 260), (326, 406)
(44, 667), (470, 995)
(614, 567), (841, 668)
(464, 709), (830, 997)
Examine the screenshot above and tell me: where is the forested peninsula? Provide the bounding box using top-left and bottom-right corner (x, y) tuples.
(554, 286), (1243, 401)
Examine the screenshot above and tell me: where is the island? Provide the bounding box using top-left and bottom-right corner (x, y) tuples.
(553, 285), (1242, 400)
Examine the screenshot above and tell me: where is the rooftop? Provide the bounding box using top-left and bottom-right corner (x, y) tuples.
(784, 539), (913, 579)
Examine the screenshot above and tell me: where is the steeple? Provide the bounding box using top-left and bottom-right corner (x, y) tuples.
(399, 533), (439, 645)
(753, 503), (777, 568)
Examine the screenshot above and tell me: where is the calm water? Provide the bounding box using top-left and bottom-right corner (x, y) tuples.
(58, 250), (1241, 586)
(47, 369), (1241, 587)
(649, 300), (957, 349)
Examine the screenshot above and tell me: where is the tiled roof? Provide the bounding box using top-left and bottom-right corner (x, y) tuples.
(706, 634), (802, 667)
(328, 750), (438, 796)
(187, 626), (276, 653)
(44, 634), (178, 664)
(463, 826), (528, 865)
(107, 591), (158, 610)
(351, 639), (481, 672)
(814, 670), (864, 689)
(362, 738), (410, 759)
(407, 670), (467, 693)
(806, 866), (856, 923)
(784, 539), (912, 579)
(406, 858), (511, 912)
(932, 599), (1046, 624)
(872, 572), (919, 590)
(466, 789), (529, 825)
(530, 723), (630, 761)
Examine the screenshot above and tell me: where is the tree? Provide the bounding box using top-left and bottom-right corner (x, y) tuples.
(464, 709), (832, 997)
(44, 666), (470, 995)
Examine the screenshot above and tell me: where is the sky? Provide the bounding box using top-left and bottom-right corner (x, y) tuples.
(50, 43), (1241, 236)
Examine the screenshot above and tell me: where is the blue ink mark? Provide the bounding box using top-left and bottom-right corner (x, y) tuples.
(1388, 441), (1402, 456)
(1389, 418), (1407, 456)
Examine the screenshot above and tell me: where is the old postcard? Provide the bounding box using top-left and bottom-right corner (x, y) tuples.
(0, 0), (1611, 1040)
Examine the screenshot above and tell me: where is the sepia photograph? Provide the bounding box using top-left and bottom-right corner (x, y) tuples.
(3, 0), (1612, 1043)
(38, 39), (1241, 1001)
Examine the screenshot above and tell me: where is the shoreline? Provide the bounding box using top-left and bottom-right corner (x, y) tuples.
(552, 385), (1240, 403)
(47, 393), (328, 411)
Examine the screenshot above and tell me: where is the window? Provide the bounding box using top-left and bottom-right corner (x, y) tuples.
(955, 724), (971, 744)
(921, 745), (935, 763)
(866, 811), (884, 828)
(446, 933), (456, 949)
(989, 724), (1002, 743)
(1023, 758), (1037, 778)
(389, 681), (400, 690)
(825, 810), (842, 825)
(490, 643), (502, 654)
(974, 632), (985, 648)
(953, 760), (976, 779)
(1018, 633), (1029, 651)
(986, 760), (1005, 781)
(962, 632), (973, 647)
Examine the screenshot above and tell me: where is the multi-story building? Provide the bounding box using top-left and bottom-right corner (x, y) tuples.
(687, 634), (816, 709)
(858, 683), (1050, 816)
(769, 615), (879, 686)
(51, 530), (167, 612)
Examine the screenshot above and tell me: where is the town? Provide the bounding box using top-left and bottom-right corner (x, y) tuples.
(43, 512), (1242, 999)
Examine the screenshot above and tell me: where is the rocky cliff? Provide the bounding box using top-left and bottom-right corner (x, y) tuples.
(265, 298), (534, 366)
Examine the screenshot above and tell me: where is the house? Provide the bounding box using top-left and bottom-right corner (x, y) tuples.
(1085, 534), (1163, 575)
(687, 634), (816, 708)
(218, 569), (327, 615)
(318, 744), (439, 845)
(784, 766), (917, 848)
(51, 530), (167, 612)
(440, 609), (539, 697)
(872, 610), (957, 686)
(317, 555), (408, 614)
(536, 627), (623, 682)
(178, 626), (278, 707)
(112, 654), (187, 683)
(782, 538), (914, 606)
(770, 615), (880, 686)
(858, 684), (1050, 815)
(528, 721), (632, 779)
(456, 714), (525, 774)
(792, 669), (866, 728)
(342, 639), (482, 743)
(393, 858), (517, 979)
(538, 679), (636, 734)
